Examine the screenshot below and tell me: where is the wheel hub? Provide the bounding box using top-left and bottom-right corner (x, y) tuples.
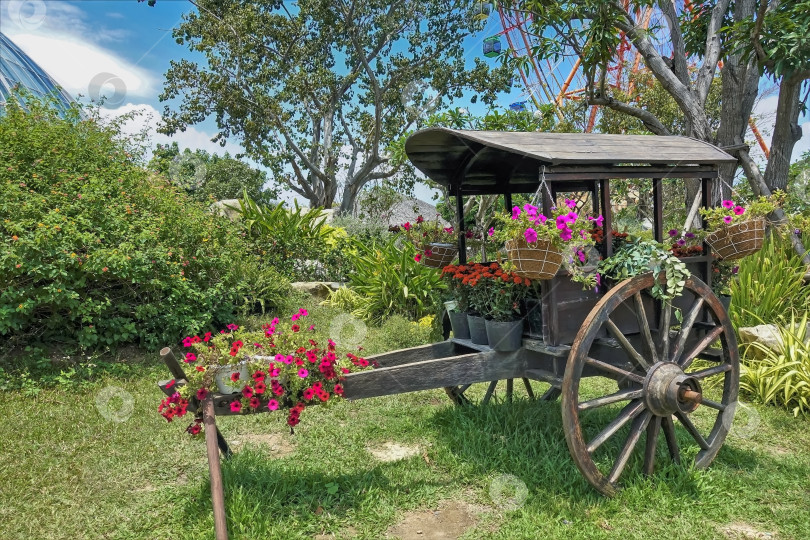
(643, 362), (702, 416)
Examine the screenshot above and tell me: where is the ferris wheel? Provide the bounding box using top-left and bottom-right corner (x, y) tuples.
(479, 1), (770, 154)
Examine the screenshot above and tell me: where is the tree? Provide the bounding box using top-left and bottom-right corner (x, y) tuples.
(508, 0), (809, 261)
(149, 142), (277, 204)
(149, 0), (511, 213)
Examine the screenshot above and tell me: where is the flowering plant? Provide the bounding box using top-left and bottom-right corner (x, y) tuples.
(700, 193), (782, 231)
(491, 200), (600, 287)
(589, 227), (629, 252)
(482, 263), (533, 321)
(462, 263), (501, 316)
(157, 309), (372, 435)
(441, 263), (472, 312)
(667, 228), (703, 257)
(711, 260), (739, 296)
(397, 215), (455, 262)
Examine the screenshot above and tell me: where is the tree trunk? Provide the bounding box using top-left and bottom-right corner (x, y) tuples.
(338, 180), (359, 216)
(763, 77), (804, 192)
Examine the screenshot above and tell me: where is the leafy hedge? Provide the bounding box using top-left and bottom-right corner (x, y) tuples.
(0, 98), (288, 353)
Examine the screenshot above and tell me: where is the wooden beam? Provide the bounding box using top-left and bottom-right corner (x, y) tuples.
(203, 397), (229, 540)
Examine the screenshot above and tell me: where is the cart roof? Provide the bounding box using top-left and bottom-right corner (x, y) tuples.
(405, 128), (736, 193)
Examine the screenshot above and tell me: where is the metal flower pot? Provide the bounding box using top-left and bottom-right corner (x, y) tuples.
(467, 314), (489, 345)
(485, 319), (524, 352)
(449, 310), (471, 339)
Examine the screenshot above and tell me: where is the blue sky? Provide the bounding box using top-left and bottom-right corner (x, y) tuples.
(1, 0), (807, 204)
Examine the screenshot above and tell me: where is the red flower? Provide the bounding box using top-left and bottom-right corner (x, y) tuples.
(230, 400), (242, 413)
(292, 324), (300, 332)
(196, 388), (208, 401)
(243, 386), (254, 398)
(416, 215), (424, 224)
(195, 365), (205, 372)
(252, 371), (265, 382)
(403, 222), (411, 231)
(249, 396), (260, 409)
(303, 388), (315, 400)
(166, 379), (176, 389)
(254, 381), (266, 394)
(203, 332), (212, 342)
(414, 253), (422, 263)
(287, 414), (300, 427)
(184, 353), (197, 363)
(187, 423), (202, 435)
(227, 324), (239, 331)
(334, 384), (344, 395)
(230, 372), (240, 382)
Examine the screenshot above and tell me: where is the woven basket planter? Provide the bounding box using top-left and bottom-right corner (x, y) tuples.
(505, 238), (564, 280)
(705, 218), (766, 260)
(421, 242), (458, 269)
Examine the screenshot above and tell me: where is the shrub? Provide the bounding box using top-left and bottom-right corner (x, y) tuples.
(740, 313), (810, 417)
(729, 235), (810, 329)
(0, 97), (288, 353)
(348, 239), (445, 322)
(236, 196), (356, 282)
(330, 215), (392, 246)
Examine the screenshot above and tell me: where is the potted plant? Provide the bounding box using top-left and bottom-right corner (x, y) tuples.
(441, 264), (471, 339)
(484, 265), (533, 351)
(399, 215), (457, 268)
(596, 237), (690, 302)
(158, 309), (372, 435)
(700, 193), (780, 260)
(464, 263), (500, 345)
(667, 229), (703, 258)
(492, 201), (600, 287)
(589, 226), (629, 253)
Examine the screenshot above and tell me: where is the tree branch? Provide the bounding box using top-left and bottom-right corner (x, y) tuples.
(588, 96), (672, 135)
(695, 0), (732, 106)
(657, 0), (689, 86)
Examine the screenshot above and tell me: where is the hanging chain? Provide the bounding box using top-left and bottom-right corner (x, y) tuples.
(530, 165), (554, 207)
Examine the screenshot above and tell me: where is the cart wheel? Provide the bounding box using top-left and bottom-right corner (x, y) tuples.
(444, 379), (559, 406)
(561, 273), (739, 496)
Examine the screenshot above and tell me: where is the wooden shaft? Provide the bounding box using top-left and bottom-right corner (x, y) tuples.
(203, 397), (229, 540)
(680, 389), (702, 404)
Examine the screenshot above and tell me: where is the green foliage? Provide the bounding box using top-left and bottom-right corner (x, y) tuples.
(321, 287), (363, 313)
(700, 193), (781, 231)
(235, 195), (355, 282)
(0, 97), (287, 354)
(159, 0), (511, 211)
(597, 239), (690, 301)
(348, 240), (445, 323)
(729, 235), (810, 329)
(376, 314), (438, 351)
(148, 142), (277, 205)
(740, 313), (810, 417)
(329, 215), (392, 246)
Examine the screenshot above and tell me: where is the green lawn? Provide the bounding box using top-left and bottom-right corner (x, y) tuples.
(2, 304), (809, 539)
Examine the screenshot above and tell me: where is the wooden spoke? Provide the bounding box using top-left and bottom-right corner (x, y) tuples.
(675, 411), (710, 451)
(608, 411), (652, 484)
(605, 319), (650, 371)
(587, 400), (646, 454)
(522, 378), (535, 399)
(689, 364), (731, 380)
(481, 380), (498, 405)
(670, 298), (705, 364)
(699, 397), (727, 412)
(578, 387), (645, 411)
(662, 415), (681, 464)
(585, 357), (645, 384)
(643, 416), (662, 476)
(658, 301), (672, 359)
(633, 293), (658, 365)
(458, 383), (473, 394)
(680, 326), (724, 370)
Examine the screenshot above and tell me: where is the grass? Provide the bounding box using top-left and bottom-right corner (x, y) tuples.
(2, 301), (810, 539)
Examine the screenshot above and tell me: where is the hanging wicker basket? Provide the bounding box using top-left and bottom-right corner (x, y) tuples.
(505, 238), (563, 280)
(705, 218), (766, 260)
(421, 242), (458, 269)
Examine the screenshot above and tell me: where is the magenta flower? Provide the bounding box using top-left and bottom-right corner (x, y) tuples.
(723, 215), (733, 224)
(560, 228), (573, 241)
(291, 313), (300, 321)
(298, 368), (309, 378)
(414, 253), (422, 263)
(577, 250), (586, 263)
(722, 200), (734, 209)
(668, 229), (679, 237)
(536, 214), (548, 224)
(267, 399), (279, 411)
(524, 227), (538, 243)
(403, 222), (411, 231)
(565, 199), (576, 209)
(184, 353), (197, 363)
(733, 206), (745, 216)
(487, 227), (494, 237)
(182, 337), (193, 347)
(230, 401), (242, 413)
(196, 388), (208, 401)
(677, 239), (686, 246)
(592, 215), (604, 227)
(512, 206), (521, 220)
(227, 324), (239, 331)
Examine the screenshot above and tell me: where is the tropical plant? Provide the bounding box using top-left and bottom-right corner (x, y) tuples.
(729, 235), (810, 328)
(597, 238), (690, 301)
(347, 240), (445, 323)
(740, 313), (810, 417)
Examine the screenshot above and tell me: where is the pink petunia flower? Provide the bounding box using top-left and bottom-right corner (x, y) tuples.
(227, 323), (239, 331)
(184, 353), (197, 363)
(524, 227), (538, 243)
(267, 399), (279, 411)
(487, 227), (494, 237)
(722, 200), (734, 209)
(733, 206), (745, 216)
(298, 368), (309, 378)
(723, 215), (733, 224)
(414, 253), (422, 263)
(511, 206), (521, 220)
(230, 401), (242, 413)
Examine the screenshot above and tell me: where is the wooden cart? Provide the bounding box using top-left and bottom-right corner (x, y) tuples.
(159, 129), (741, 538)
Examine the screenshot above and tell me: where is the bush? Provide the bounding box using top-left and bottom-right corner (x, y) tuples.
(729, 235), (810, 329)
(0, 97), (288, 353)
(330, 215), (392, 246)
(236, 196), (356, 282)
(348, 239), (445, 323)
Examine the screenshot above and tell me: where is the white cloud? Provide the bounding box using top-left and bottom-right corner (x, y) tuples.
(5, 32), (156, 100)
(1, 1), (130, 43)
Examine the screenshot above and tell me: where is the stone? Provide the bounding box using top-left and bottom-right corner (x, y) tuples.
(290, 281), (343, 299)
(209, 199), (242, 221)
(738, 324), (783, 358)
